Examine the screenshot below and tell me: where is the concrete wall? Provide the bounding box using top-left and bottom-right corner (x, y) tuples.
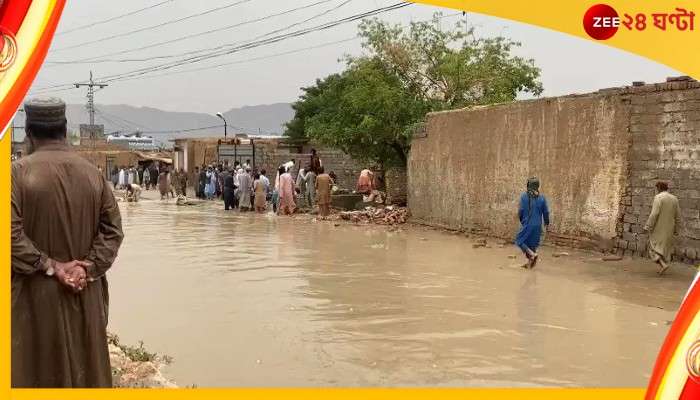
(617, 80), (700, 262)
(409, 93), (630, 247)
(409, 78), (700, 262)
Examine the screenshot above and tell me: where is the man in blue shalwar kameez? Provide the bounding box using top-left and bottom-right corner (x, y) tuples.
(515, 177), (550, 269)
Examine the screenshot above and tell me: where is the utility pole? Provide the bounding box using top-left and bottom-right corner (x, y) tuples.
(75, 71), (107, 162)
(74, 71), (108, 126)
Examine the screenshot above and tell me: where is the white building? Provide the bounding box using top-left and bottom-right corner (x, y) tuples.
(107, 134), (157, 151)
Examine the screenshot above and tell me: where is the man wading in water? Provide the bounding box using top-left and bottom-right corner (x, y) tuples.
(11, 98), (124, 387)
(644, 181), (681, 275)
(515, 177), (550, 269)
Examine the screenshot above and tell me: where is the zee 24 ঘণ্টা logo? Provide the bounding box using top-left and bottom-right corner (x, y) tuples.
(583, 3), (695, 40)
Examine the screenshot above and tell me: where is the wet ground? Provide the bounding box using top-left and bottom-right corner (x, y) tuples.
(108, 191), (696, 387)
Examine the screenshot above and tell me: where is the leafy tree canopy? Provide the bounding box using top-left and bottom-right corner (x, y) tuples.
(284, 13), (543, 167)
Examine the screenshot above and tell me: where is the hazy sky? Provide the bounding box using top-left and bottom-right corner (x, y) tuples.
(30, 0), (680, 113)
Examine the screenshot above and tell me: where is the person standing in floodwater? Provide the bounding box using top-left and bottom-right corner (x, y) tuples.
(644, 181), (681, 275)
(149, 163), (159, 191)
(157, 168), (168, 199)
(198, 166), (207, 199)
(223, 167), (235, 210)
(179, 168), (187, 196)
(238, 167), (253, 212)
(278, 166), (296, 215)
(253, 173), (267, 213)
(143, 167), (151, 190)
(304, 165), (317, 209)
(515, 177), (550, 269)
(316, 166), (332, 218)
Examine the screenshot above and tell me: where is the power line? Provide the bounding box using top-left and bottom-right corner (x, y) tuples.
(47, 0), (340, 64)
(116, 36), (360, 83)
(74, 71), (108, 125)
(113, 11), (463, 83)
(55, 0), (176, 36)
(140, 124), (224, 134)
(51, 0), (255, 52)
(98, 2), (411, 83)
(95, 107), (152, 131)
(32, 7), (465, 97)
(94, 109), (132, 131)
(33, 2), (410, 93)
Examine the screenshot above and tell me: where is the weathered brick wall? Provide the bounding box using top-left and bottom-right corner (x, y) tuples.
(386, 167), (407, 205)
(408, 78), (700, 262)
(315, 147), (365, 190)
(241, 143), (365, 191)
(409, 92), (630, 247)
(616, 79), (700, 262)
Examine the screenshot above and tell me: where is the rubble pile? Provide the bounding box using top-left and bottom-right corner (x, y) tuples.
(338, 206), (410, 225)
(108, 334), (176, 388)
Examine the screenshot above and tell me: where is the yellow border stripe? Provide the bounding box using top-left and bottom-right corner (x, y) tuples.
(410, 1), (700, 79)
(655, 314), (700, 399)
(8, 388), (645, 400)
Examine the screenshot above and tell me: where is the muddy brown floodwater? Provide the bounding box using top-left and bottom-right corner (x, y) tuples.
(108, 196), (695, 387)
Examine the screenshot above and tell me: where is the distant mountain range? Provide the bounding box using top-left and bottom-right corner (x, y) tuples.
(14, 103), (295, 144)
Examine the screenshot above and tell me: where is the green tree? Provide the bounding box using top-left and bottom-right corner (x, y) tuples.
(284, 13), (543, 166)
(284, 75), (342, 141)
(304, 58), (430, 167)
(356, 14), (543, 108)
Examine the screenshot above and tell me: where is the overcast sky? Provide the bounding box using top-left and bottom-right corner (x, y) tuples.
(29, 0), (680, 113)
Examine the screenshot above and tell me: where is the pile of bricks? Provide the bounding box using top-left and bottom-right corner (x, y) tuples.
(337, 206), (410, 225)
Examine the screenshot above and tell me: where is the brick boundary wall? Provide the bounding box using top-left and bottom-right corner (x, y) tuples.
(615, 79), (700, 263)
(408, 77), (700, 264)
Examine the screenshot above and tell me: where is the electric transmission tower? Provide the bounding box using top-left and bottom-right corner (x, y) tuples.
(74, 71), (108, 125)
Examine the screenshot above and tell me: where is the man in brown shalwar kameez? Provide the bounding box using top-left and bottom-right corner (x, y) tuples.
(315, 166), (333, 218)
(644, 181), (681, 275)
(11, 98), (124, 388)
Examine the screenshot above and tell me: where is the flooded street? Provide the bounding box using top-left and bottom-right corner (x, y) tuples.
(108, 196), (694, 387)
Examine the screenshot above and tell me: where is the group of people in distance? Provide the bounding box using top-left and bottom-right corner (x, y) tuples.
(194, 160), (270, 213)
(191, 149), (334, 216)
(111, 163), (187, 201)
(280, 149), (334, 217)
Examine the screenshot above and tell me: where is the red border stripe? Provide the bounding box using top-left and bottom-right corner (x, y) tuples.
(646, 281), (700, 399)
(0, 0), (66, 133)
(0, 0), (32, 34)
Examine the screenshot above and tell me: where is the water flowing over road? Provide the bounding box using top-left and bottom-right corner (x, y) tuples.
(107, 197), (693, 387)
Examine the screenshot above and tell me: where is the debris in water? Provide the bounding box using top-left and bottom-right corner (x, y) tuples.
(472, 238), (488, 249)
(602, 255), (623, 261)
(552, 252), (570, 258)
(338, 206), (410, 225)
